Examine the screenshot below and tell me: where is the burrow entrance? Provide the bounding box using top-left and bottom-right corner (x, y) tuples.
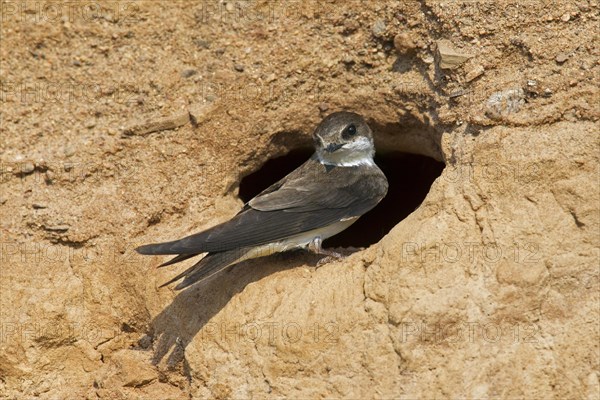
(239, 139), (445, 248)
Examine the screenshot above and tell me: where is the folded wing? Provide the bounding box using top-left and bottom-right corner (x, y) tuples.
(136, 158), (387, 255)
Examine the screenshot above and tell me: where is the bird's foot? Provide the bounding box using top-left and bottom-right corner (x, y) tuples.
(308, 236), (344, 268)
(316, 253), (344, 268)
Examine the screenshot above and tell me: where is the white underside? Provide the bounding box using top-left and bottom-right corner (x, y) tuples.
(234, 217), (359, 263)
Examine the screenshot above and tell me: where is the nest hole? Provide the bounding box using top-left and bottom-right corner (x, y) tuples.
(238, 147), (444, 248)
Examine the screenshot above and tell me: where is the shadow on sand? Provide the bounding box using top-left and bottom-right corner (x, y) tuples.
(141, 250), (319, 368)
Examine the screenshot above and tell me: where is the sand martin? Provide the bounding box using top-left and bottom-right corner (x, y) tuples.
(136, 111), (388, 289)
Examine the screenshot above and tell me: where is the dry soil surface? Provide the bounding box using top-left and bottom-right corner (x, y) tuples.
(1, 0), (599, 398)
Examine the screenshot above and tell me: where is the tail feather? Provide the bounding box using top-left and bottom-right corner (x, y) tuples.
(159, 262), (199, 288)
(174, 249), (250, 290)
(158, 253), (198, 268)
(159, 248), (251, 290)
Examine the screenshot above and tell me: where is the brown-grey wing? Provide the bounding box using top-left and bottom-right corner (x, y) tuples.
(248, 158), (357, 212)
(136, 202), (362, 255)
(136, 162), (387, 255)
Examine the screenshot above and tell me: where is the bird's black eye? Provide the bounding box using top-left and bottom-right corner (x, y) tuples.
(342, 124), (357, 140)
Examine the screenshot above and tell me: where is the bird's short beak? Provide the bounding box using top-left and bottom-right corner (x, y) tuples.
(325, 143), (344, 153)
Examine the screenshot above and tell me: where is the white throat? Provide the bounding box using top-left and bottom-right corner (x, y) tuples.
(317, 137), (376, 167)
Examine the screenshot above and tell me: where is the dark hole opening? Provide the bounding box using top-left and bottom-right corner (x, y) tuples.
(238, 149), (445, 248)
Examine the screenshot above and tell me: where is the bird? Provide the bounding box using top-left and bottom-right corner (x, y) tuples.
(136, 111), (388, 289)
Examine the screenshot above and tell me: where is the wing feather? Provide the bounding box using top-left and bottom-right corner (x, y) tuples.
(136, 157), (387, 256)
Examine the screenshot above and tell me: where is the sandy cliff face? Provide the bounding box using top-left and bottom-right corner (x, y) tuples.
(1, 1), (598, 398)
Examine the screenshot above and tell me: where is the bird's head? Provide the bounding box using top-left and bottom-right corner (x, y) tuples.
(312, 111), (375, 167)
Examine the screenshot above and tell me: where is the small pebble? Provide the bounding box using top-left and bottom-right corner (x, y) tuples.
(485, 88), (525, 119)
(343, 19), (359, 34)
(436, 40), (472, 69)
(64, 146), (75, 157)
(43, 224), (70, 232)
(45, 171), (55, 183)
(393, 33), (416, 54)
(21, 161), (35, 175)
(318, 103), (329, 112)
(181, 69), (198, 78)
(194, 39), (211, 49)
(561, 13), (570, 22)
(234, 64), (245, 72)
(422, 55), (434, 64)
(372, 19), (386, 37)
(578, 3), (590, 12)
(32, 203), (47, 209)
(466, 65), (485, 82)
(188, 102), (216, 126)
(35, 160), (48, 171)
(555, 53), (569, 64)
